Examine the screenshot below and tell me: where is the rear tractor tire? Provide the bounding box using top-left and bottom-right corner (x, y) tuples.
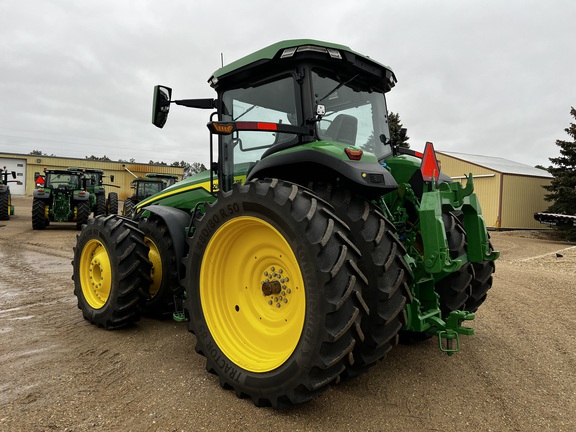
(76, 201), (91, 229)
(107, 192), (119, 215)
(95, 194), (106, 217)
(184, 179), (368, 408)
(434, 211), (474, 317)
(32, 198), (48, 230)
(123, 199), (135, 217)
(0, 193), (9, 220)
(310, 185), (412, 376)
(72, 215), (152, 329)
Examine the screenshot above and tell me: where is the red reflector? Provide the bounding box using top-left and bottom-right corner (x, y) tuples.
(420, 142), (440, 182)
(345, 147), (363, 161)
(257, 122), (277, 131)
(235, 121), (278, 131)
(414, 151), (423, 158)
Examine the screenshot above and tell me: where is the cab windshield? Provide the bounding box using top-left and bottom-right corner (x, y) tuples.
(312, 69), (392, 160)
(137, 181), (164, 198)
(46, 173), (80, 189)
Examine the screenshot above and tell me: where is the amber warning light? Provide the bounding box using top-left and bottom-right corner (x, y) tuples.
(420, 142), (440, 182)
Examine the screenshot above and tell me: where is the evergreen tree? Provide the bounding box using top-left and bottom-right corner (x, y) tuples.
(387, 112), (410, 149)
(543, 106), (576, 240)
(361, 111), (409, 153)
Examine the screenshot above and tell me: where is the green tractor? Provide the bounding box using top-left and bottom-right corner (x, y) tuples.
(73, 40), (498, 408)
(33, 169), (90, 229)
(122, 177), (168, 216)
(68, 167), (119, 217)
(146, 172), (179, 187)
(1, 165), (20, 220)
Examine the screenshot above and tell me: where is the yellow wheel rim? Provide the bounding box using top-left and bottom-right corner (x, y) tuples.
(79, 239), (112, 309)
(200, 216), (306, 373)
(145, 236), (162, 297)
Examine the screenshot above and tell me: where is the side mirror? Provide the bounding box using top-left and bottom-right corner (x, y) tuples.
(152, 85), (172, 128)
(110, 175), (115, 182)
(399, 128), (407, 141)
(34, 172), (40, 181)
(11, 171), (16, 179)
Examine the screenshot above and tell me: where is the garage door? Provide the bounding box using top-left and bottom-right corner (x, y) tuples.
(1, 158), (26, 195)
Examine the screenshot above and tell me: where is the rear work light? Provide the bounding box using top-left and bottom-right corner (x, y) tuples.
(420, 142), (440, 182)
(281, 45), (342, 59)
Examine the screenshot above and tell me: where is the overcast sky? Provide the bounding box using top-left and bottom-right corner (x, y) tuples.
(1, 0), (574, 168)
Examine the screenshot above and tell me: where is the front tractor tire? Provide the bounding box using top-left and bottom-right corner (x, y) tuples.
(184, 179), (368, 408)
(72, 215), (152, 329)
(138, 216), (180, 318)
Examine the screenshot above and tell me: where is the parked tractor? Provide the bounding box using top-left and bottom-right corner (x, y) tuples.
(73, 40), (499, 408)
(1, 166), (19, 220)
(146, 172), (179, 187)
(33, 169), (90, 229)
(68, 167), (119, 216)
(122, 177), (167, 216)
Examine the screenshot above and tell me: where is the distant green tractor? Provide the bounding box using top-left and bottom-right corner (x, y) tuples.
(32, 169), (90, 229)
(122, 177), (167, 217)
(0, 165), (19, 220)
(73, 39), (499, 408)
(146, 172), (179, 187)
(68, 167), (119, 216)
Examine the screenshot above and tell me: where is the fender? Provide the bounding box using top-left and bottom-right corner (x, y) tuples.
(33, 189), (51, 199)
(73, 191), (90, 201)
(139, 205), (191, 279)
(247, 149), (398, 196)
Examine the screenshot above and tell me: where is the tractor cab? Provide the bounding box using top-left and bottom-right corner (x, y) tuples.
(153, 40), (398, 196)
(45, 170), (83, 191)
(145, 172), (179, 187)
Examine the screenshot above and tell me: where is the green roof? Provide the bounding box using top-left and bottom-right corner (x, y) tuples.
(209, 39), (392, 83)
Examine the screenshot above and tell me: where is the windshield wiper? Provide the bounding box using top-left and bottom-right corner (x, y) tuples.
(316, 74), (359, 103)
(233, 104), (258, 121)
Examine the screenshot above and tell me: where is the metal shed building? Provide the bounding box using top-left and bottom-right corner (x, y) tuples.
(436, 151), (553, 229)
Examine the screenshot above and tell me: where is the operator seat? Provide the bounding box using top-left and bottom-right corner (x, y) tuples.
(325, 114), (358, 145)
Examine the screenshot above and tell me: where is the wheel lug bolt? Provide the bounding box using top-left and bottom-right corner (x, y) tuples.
(276, 303), (281, 308)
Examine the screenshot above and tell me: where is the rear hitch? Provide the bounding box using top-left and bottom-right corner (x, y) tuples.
(428, 310), (475, 355)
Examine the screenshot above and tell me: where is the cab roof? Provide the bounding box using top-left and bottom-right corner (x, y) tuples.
(208, 39), (396, 91)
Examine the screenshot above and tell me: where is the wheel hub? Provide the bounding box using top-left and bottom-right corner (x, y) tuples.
(90, 258), (104, 289)
(261, 266), (292, 309)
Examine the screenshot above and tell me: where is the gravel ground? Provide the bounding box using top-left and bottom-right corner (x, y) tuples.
(1, 196), (575, 432)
